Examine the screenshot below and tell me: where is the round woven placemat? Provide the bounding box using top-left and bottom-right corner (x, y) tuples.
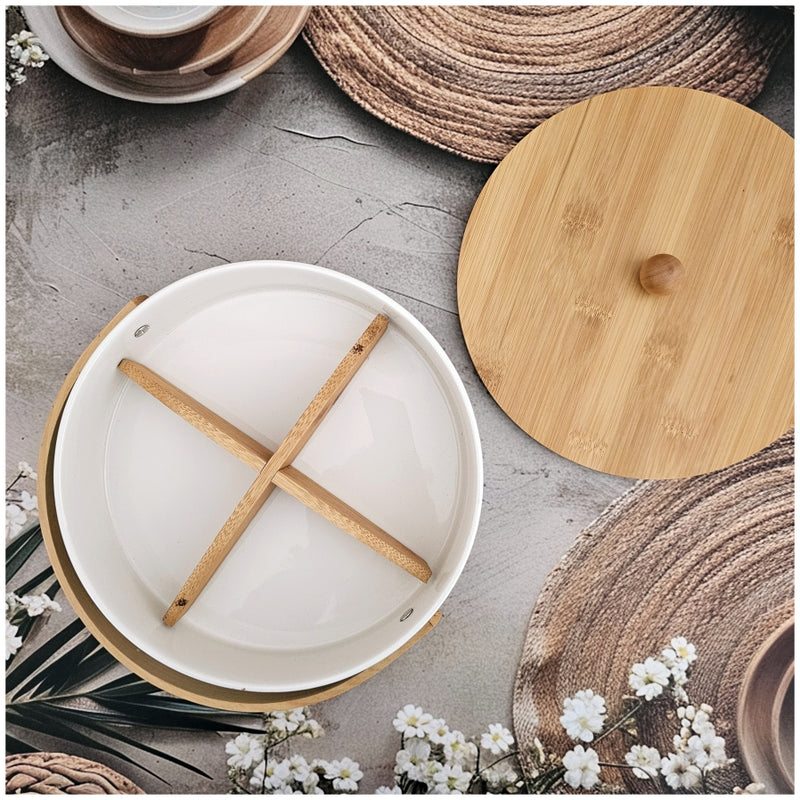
(6, 753), (144, 794)
(513, 429), (794, 792)
(302, 6), (790, 162)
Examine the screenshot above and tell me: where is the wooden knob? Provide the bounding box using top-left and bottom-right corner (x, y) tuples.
(639, 254), (685, 295)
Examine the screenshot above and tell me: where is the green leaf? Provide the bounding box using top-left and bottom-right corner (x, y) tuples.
(27, 703), (213, 779)
(90, 697), (264, 733)
(12, 563), (55, 596)
(5, 732), (38, 754)
(6, 617), (87, 695)
(6, 524), (43, 580)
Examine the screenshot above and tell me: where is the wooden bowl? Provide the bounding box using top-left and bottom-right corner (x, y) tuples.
(81, 5), (222, 38)
(56, 5), (270, 76)
(736, 618), (794, 793)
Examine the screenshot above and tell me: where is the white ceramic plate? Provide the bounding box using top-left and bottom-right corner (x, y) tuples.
(22, 6), (309, 104)
(54, 261), (482, 692)
(81, 6), (222, 37)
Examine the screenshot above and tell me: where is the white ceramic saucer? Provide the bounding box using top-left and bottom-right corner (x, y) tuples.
(22, 6), (309, 103)
(54, 262), (482, 692)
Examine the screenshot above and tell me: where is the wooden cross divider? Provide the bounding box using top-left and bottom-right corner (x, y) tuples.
(117, 314), (432, 627)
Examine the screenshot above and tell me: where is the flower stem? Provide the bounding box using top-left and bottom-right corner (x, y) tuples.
(593, 701), (643, 744)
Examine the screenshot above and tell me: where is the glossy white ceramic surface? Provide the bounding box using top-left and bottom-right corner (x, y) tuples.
(81, 6), (222, 37)
(54, 261), (482, 691)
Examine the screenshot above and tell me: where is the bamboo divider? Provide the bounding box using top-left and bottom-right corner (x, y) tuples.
(115, 314), (432, 625)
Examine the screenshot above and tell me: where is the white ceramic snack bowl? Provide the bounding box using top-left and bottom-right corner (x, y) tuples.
(54, 261), (482, 692)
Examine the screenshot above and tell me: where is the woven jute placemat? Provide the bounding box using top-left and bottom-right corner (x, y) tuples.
(302, 6), (791, 163)
(513, 429), (794, 792)
(6, 753), (144, 794)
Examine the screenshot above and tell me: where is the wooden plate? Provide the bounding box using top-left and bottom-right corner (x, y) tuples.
(458, 86), (793, 479)
(56, 5), (269, 75)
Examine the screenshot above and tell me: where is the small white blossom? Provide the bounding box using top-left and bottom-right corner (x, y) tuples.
(431, 761), (472, 793)
(484, 759), (520, 791)
(393, 704), (433, 738)
(324, 758), (362, 793)
(268, 707), (305, 733)
(17, 461), (37, 479)
(733, 783), (766, 794)
(562, 744), (601, 790)
(302, 771), (322, 795)
(481, 722), (514, 754)
(424, 717), (451, 743)
(6, 619), (23, 659)
(18, 594), (61, 617)
(629, 657), (671, 700)
(6, 593), (21, 616)
(6, 503), (27, 540)
(395, 737), (431, 784)
(226, 733), (265, 770)
(559, 689), (607, 742)
(19, 491), (37, 512)
(375, 786), (402, 794)
(625, 744), (661, 779)
(17, 43), (48, 68)
(441, 730), (477, 766)
(299, 718), (324, 738)
(686, 729), (730, 771)
(661, 751), (702, 790)
(250, 758), (292, 791)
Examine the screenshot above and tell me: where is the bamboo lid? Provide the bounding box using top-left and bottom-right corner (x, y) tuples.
(458, 86), (793, 479)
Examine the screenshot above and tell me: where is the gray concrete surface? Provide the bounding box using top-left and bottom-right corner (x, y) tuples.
(5, 11), (793, 795)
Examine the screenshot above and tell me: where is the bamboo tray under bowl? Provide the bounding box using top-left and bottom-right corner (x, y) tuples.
(39, 261), (482, 709)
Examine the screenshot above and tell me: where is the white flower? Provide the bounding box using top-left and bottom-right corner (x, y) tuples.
(395, 737), (431, 783)
(686, 730), (729, 771)
(301, 771), (322, 795)
(424, 717), (451, 743)
(6, 593), (21, 616)
(661, 751), (702, 790)
(18, 44), (49, 68)
(226, 733), (264, 770)
(286, 754), (311, 782)
(8, 31), (38, 49)
(299, 718), (324, 738)
(691, 707), (715, 736)
(562, 745), (601, 790)
(6, 503), (27, 540)
(19, 491), (37, 512)
(431, 762), (472, 793)
(481, 722), (514, 754)
(17, 461), (37, 479)
(324, 757), (362, 793)
(6, 619), (23, 660)
(559, 689), (607, 742)
(250, 758), (292, 791)
(375, 786), (402, 794)
(625, 744), (661, 779)
(733, 782), (766, 794)
(484, 759), (519, 791)
(629, 657), (671, 700)
(19, 593), (61, 617)
(668, 636), (697, 666)
(442, 730), (477, 766)
(393, 704), (433, 738)
(268, 707), (305, 733)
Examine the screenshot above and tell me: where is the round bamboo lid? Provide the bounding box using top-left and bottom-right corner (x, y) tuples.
(458, 86), (793, 479)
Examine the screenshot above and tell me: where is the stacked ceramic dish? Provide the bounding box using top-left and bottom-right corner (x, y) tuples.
(43, 261), (482, 707)
(22, 5), (310, 103)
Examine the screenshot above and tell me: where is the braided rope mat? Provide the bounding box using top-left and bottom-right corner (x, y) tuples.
(513, 429), (794, 792)
(303, 6), (790, 163)
(6, 753), (144, 795)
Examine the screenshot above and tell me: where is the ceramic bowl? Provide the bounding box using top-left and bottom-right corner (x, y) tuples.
(54, 261), (483, 692)
(736, 618), (794, 793)
(58, 6), (270, 75)
(81, 5), (223, 38)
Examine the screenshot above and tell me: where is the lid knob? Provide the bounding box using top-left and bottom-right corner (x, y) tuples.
(639, 254), (684, 295)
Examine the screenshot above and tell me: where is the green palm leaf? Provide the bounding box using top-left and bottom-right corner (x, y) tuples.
(6, 528), (268, 786)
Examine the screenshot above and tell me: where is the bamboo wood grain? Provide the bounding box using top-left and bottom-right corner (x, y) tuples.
(457, 86), (793, 479)
(118, 358), (433, 583)
(163, 314), (390, 625)
(38, 297), (441, 711)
